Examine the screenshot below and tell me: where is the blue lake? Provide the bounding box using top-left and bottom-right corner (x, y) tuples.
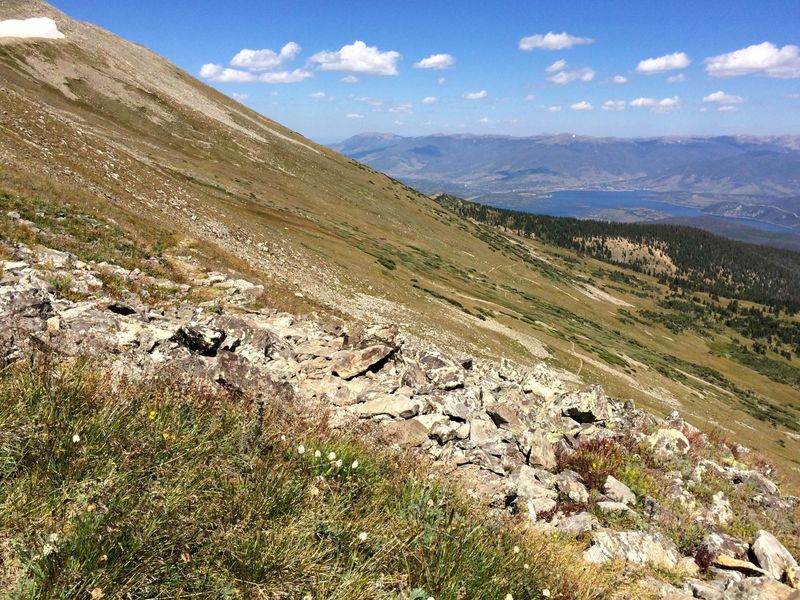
(496, 190), (795, 233)
(507, 190), (701, 219)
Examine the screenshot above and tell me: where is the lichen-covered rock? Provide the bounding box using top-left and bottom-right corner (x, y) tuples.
(558, 385), (612, 423)
(583, 530), (680, 568)
(723, 577), (800, 599)
(709, 491), (734, 525)
(647, 428), (690, 457)
(696, 532), (750, 570)
(555, 470), (589, 503)
(554, 511), (599, 534)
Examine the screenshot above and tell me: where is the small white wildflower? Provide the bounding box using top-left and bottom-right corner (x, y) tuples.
(357, 531), (368, 542)
(328, 451), (336, 461)
(42, 543), (57, 556)
(280, 434), (286, 441)
(303, 595), (312, 600)
(47, 533), (59, 543)
(542, 590), (551, 598)
(72, 433), (80, 443)
(297, 444), (305, 455)
(505, 595), (513, 600)
(513, 545), (520, 554)
(524, 563), (530, 570)
(314, 450), (322, 458)
(351, 460), (359, 469)
(335, 459), (343, 469)
(427, 597), (435, 600)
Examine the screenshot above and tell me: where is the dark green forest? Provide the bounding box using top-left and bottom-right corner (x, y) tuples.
(435, 194), (800, 312)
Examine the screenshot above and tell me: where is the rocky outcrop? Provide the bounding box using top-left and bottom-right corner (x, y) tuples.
(2, 244), (798, 599)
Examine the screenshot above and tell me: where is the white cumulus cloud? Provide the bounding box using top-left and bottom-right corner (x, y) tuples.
(346, 113), (364, 119)
(548, 67), (595, 85)
(200, 41), (311, 84)
(703, 90), (745, 104)
(704, 42), (800, 78)
(571, 101), (593, 111)
(718, 105), (738, 112)
(519, 32), (594, 51)
(630, 96), (681, 112)
(341, 75), (359, 83)
(310, 41), (400, 76)
(422, 96), (438, 104)
(230, 42), (301, 70)
(602, 100), (626, 111)
(389, 103), (413, 113)
(199, 64), (312, 83)
(630, 97), (657, 107)
(464, 90), (488, 100)
(438, 77), (448, 85)
(546, 105), (562, 112)
(0, 17), (64, 39)
(611, 75), (628, 84)
(545, 59), (567, 73)
(414, 53), (455, 69)
(667, 73), (686, 83)
(478, 117), (492, 123)
(309, 91), (327, 100)
(355, 96), (383, 107)
(636, 51), (691, 74)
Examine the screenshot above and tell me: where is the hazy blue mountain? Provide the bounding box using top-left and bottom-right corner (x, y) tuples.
(332, 133), (800, 198)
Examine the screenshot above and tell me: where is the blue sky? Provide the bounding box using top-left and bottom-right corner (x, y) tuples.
(53, 0), (800, 143)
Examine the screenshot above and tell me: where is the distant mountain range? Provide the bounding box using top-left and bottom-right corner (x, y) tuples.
(332, 133), (800, 233)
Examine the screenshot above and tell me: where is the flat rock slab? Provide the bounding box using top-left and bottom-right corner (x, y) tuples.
(354, 395), (419, 419)
(331, 344), (394, 379)
(715, 554), (767, 577)
(380, 419), (429, 447)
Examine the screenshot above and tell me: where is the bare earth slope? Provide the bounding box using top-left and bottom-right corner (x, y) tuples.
(1, 0), (799, 487)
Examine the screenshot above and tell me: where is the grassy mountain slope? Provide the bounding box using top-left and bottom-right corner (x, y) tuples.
(1, 0), (799, 486)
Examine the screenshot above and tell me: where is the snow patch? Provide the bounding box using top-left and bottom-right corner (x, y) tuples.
(0, 17), (64, 40)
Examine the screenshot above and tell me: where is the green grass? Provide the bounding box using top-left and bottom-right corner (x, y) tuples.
(0, 359), (619, 599)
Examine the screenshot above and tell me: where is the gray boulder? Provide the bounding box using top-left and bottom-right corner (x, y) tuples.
(354, 395), (419, 419)
(723, 577), (800, 599)
(555, 511), (599, 534)
(518, 429), (556, 470)
(172, 324), (225, 356)
(604, 475), (636, 506)
(555, 470), (589, 503)
(583, 530), (680, 568)
(559, 385), (612, 423)
(331, 344), (394, 379)
(751, 530), (798, 581)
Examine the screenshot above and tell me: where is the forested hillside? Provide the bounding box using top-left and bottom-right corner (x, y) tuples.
(435, 194), (800, 312)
